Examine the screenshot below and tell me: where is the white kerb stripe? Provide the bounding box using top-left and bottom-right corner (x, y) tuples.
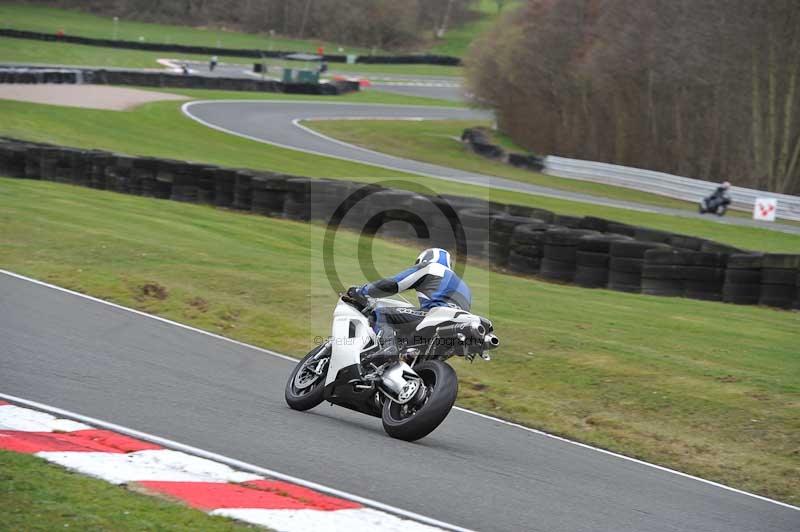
(212, 508), (444, 532)
(37, 449), (262, 485)
(0, 404), (91, 432)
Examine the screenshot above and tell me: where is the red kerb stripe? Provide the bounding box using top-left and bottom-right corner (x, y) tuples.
(0, 429), (162, 454)
(138, 480), (362, 511)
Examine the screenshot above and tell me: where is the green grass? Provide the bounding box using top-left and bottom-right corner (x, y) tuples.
(0, 35), (463, 77)
(1, 177), (798, 505)
(0, 3), (372, 55)
(427, 0), (521, 57)
(306, 119), (706, 210)
(0, 451), (255, 531)
(0, 96), (798, 252)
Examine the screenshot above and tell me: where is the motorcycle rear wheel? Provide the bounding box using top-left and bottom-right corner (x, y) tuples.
(381, 360), (458, 442)
(284, 343), (330, 411)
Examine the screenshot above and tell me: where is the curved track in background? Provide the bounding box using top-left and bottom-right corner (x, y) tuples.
(182, 100), (800, 235)
(2, 271), (798, 532)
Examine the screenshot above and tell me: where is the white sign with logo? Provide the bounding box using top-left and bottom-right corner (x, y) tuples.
(753, 198), (778, 222)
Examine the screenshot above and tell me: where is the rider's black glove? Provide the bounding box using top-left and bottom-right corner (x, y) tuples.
(346, 286), (365, 301)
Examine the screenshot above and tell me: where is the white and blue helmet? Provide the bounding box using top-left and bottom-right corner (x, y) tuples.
(415, 248), (453, 270)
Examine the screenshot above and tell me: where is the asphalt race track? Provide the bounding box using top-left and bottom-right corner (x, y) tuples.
(182, 100), (800, 235)
(179, 59), (465, 102)
(1, 271), (797, 531)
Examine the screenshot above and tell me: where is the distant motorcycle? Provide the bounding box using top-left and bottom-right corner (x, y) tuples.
(699, 183), (732, 216)
(699, 194), (731, 216)
(285, 294), (499, 441)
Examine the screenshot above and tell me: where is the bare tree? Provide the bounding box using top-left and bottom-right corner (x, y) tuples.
(466, 0), (800, 193)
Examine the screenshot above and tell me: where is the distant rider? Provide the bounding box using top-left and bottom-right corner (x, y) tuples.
(712, 181), (731, 202)
(346, 248), (471, 368)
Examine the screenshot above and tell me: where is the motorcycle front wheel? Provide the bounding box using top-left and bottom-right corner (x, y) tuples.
(284, 342), (330, 411)
(381, 360), (458, 442)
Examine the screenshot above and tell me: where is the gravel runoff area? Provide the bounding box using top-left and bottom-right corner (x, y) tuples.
(0, 84), (188, 110)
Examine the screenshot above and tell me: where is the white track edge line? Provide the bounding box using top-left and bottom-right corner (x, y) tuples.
(2, 271), (799, 513)
(0, 391), (472, 532)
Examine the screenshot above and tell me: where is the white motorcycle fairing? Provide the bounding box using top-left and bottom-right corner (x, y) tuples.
(325, 297), (414, 387)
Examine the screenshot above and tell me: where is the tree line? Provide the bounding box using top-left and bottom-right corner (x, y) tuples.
(35, 0), (477, 50)
(466, 0), (800, 194)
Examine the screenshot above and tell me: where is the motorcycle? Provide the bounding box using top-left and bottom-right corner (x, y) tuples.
(699, 194), (730, 216)
(285, 294), (499, 441)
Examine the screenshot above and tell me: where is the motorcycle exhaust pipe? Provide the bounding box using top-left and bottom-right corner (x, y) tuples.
(437, 321), (485, 341)
(484, 333), (500, 350)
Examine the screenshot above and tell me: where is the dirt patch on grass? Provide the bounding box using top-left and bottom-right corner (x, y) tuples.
(187, 297), (209, 312)
(0, 84), (188, 110)
(138, 282), (168, 300)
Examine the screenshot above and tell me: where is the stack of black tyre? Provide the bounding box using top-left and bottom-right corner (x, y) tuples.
(506, 221), (549, 274)
(723, 254), (762, 305)
(251, 173), (289, 217)
(132, 158), (160, 197)
(641, 249), (690, 297)
(458, 208), (496, 260)
(540, 229), (599, 282)
(606, 221), (636, 237)
(195, 166), (217, 204)
(507, 204), (555, 224)
(283, 177), (311, 220)
(102, 155), (134, 193)
(213, 168), (237, 208)
(0, 139), (29, 178)
(3, 135), (798, 311)
(233, 170), (255, 211)
(574, 234), (631, 288)
(317, 180), (358, 226)
(758, 254), (800, 309)
(488, 215), (541, 267)
(796, 270), (800, 310)
(368, 189), (421, 240)
(682, 252), (728, 301)
(609, 240), (670, 293)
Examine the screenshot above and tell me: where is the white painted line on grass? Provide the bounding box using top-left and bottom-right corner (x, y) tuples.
(2, 268), (798, 513)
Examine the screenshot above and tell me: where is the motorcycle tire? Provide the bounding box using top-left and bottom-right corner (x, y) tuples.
(381, 360), (458, 442)
(284, 343), (330, 411)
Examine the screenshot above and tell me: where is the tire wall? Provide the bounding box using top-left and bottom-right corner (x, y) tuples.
(0, 66), (359, 95)
(0, 136), (795, 311)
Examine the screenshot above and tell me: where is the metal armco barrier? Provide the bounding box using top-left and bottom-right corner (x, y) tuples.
(544, 156), (800, 222)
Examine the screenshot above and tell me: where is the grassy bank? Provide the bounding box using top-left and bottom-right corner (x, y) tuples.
(428, 0), (521, 56)
(1, 177), (797, 504)
(0, 451), (253, 530)
(305, 119), (800, 232)
(0, 3), (372, 54)
(1, 96), (797, 252)
(0, 36), (464, 77)
(305, 118), (704, 210)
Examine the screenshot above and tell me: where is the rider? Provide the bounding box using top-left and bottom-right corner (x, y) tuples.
(346, 248), (471, 368)
(706, 181), (732, 208)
